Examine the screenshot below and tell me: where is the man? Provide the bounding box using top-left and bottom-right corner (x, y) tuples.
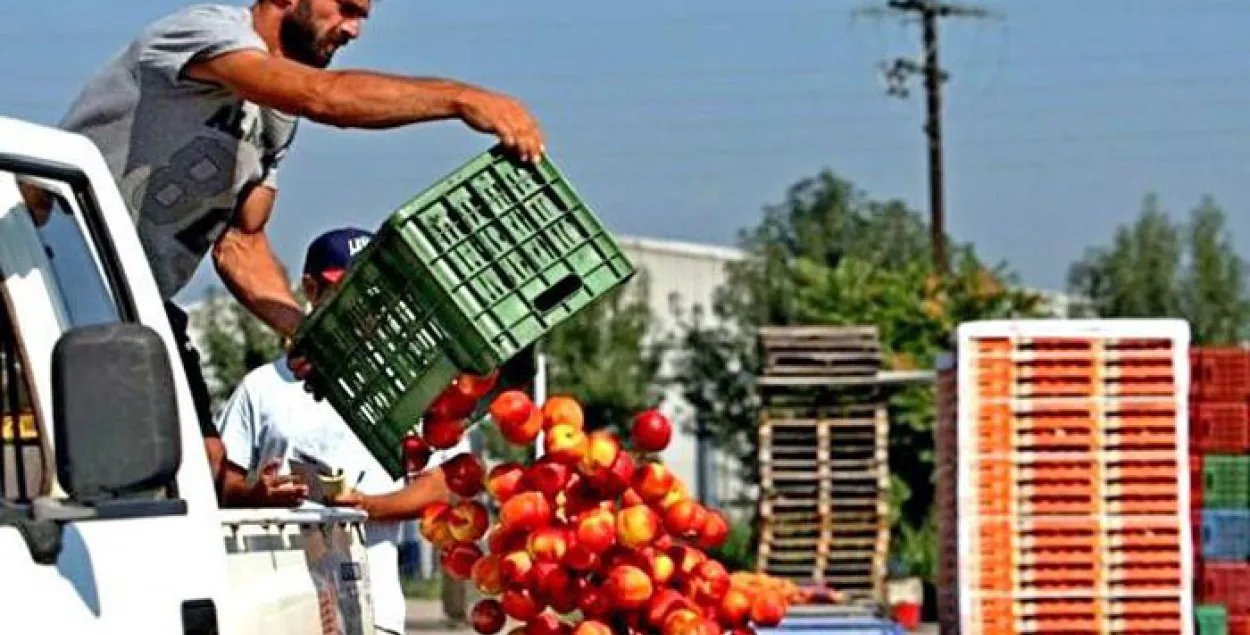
(55, 0), (545, 486)
(215, 226), (461, 635)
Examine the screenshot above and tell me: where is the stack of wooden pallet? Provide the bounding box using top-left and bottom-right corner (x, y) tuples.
(755, 326), (891, 605)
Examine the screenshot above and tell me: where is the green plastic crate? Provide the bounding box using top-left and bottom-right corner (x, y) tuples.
(290, 243), (460, 478)
(383, 145), (635, 373)
(1204, 455), (1250, 509)
(1196, 605), (1228, 635)
(291, 146), (632, 478)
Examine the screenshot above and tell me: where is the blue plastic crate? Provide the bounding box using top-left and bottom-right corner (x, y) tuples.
(755, 616), (906, 634)
(1203, 509), (1250, 561)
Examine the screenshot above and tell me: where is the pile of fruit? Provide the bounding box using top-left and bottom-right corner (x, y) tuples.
(400, 373), (797, 635)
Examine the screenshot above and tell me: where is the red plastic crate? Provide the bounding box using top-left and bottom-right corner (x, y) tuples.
(1230, 613), (1250, 635)
(1203, 563), (1250, 613)
(1192, 348), (1250, 400)
(1191, 401), (1250, 453)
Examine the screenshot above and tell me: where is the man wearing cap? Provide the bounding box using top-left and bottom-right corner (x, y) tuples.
(215, 227), (464, 635)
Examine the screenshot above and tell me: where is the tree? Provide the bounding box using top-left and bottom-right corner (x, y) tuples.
(673, 170), (1043, 580)
(194, 286), (296, 409)
(1068, 193), (1250, 345)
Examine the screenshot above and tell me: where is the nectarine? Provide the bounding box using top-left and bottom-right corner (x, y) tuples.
(631, 409), (672, 453)
(604, 564), (654, 610)
(500, 587), (545, 622)
(542, 395), (584, 430)
(449, 500), (490, 543)
(616, 504), (661, 549)
(544, 423), (588, 465)
(575, 508), (617, 554)
(471, 554), (505, 595)
(470, 599), (507, 635)
(486, 462), (527, 503)
(424, 417), (466, 450)
(500, 492), (553, 532)
(442, 542), (483, 580)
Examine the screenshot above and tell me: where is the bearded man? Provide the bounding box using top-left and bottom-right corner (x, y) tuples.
(55, 0), (544, 490)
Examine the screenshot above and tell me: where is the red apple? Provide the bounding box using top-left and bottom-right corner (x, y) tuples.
(544, 423), (588, 465)
(442, 543), (483, 580)
(470, 599), (507, 635)
(501, 587), (545, 622)
(580, 431), (621, 476)
(403, 434), (431, 473)
(646, 589), (687, 627)
(486, 462), (528, 503)
(663, 609), (703, 635)
(690, 559), (731, 604)
(750, 590), (786, 627)
(718, 588), (752, 628)
(449, 500), (490, 542)
(526, 458), (573, 501)
(471, 554), (505, 595)
(500, 492), (553, 532)
(443, 453), (485, 497)
(698, 510), (731, 550)
(455, 371), (499, 400)
(575, 507), (617, 554)
(633, 462), (676, 504)
(424, 418), (466, 450)
(500, 550), (535, 588)
(631, 409), (673, 453)
(572, 621), (613, 635)
(663, 500), (708, 539)
(616, 505), (661, 549)
(542, 396), (585, 431)
(576, 583), (614, 619)
(428, 386), (477, 421)
(589, 449), (635, 498)
(562, 543), (599, 572)
(492, 390), (541, 446)
(527, 526), (570, 563)
(526, 612), (567, 635)
(604, 565), (654, 610)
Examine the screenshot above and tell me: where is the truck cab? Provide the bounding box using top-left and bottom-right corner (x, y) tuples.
(0, 115), (375, 634)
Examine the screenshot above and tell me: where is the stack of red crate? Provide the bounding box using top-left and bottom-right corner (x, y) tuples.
(937, 320), (1195, 635)
(1190, 348), (1250, 634)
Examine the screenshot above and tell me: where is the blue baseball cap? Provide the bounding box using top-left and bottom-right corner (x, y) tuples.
(303, 227), (374, 282)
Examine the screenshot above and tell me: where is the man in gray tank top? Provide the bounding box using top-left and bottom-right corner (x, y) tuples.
(57, 0), (544, 492)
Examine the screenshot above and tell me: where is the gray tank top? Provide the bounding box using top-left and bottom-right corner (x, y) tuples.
(59, 4), (299, 299)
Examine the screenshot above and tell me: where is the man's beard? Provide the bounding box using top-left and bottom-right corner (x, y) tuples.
(280, 1), (335, 68)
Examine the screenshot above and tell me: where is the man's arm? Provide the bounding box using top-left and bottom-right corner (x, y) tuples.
(186, 51), (545, 163)
(212, 183), (304, 339)
(332, 468), (452, 522)
(221, 459), (309, 508)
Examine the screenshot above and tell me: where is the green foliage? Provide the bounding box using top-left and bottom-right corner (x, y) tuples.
(673, 169), (1043, 583)
(538, 272), (666, 437)
(1068, 194), (1250, 345)
(195, 286), (287, 408)
(708, 516), (757, 572)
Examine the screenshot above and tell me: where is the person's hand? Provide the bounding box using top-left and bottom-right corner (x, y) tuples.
(326, 488), (367, 510)
(457, 87), (545, 163)
(251, 458), (309, 507)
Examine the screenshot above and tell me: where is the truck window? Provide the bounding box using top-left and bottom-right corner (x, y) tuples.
(0, 293), (46, 503)
(17, 181), (120, 329)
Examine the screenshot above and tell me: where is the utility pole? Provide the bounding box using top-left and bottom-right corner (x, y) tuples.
(869, 1), (991, 275)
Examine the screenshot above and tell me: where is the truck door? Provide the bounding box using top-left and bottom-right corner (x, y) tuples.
(0, 123), (231, 634)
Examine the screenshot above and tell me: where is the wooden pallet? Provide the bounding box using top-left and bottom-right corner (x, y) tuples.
(759, 326), (882, 379)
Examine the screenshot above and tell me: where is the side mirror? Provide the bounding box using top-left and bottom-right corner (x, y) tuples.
(51, 323), (181, 503)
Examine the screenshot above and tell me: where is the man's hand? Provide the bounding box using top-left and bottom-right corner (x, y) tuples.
(456, 88), (546, 164)
(250, 458), (309, 507)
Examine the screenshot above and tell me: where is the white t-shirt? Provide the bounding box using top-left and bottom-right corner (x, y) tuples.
(215, 355), (467, 634)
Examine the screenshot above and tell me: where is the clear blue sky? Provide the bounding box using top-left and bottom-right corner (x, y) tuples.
(6, 0), (1250, 305)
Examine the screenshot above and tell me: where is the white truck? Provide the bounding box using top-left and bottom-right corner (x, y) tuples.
(0, 114), (380, 634)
